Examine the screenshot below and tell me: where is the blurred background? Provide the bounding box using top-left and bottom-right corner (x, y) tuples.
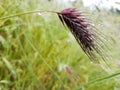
(0, 0), (120, 90)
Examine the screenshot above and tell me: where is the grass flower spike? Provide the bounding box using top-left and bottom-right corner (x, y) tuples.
(58, 8), (109, 65)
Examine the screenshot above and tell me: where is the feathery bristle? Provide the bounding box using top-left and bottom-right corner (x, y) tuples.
(57, 8), (109, 64)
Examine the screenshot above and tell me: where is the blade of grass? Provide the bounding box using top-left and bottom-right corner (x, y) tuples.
(75, 72), (120, 90)
(2, 57), (16, 76)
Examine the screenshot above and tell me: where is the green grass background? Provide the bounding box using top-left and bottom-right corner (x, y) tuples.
(0, 0), (120, 90)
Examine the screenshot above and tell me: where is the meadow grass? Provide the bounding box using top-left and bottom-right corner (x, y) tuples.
(0, 0), (120, 90)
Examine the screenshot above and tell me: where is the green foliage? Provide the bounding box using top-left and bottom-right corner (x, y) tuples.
(0, 0), (120, 90)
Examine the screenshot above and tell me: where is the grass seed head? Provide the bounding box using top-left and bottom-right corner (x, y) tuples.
(58, 8), (110, 65)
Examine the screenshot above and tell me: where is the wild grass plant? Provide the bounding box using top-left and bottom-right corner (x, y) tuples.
(0, 0), (120, 90)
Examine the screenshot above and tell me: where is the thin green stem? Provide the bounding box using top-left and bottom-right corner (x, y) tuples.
(0, 10), (58, 20)
(76, 72), (120, 90)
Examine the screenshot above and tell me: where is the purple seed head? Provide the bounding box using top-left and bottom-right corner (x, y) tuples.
(57, 8), (109, 64)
